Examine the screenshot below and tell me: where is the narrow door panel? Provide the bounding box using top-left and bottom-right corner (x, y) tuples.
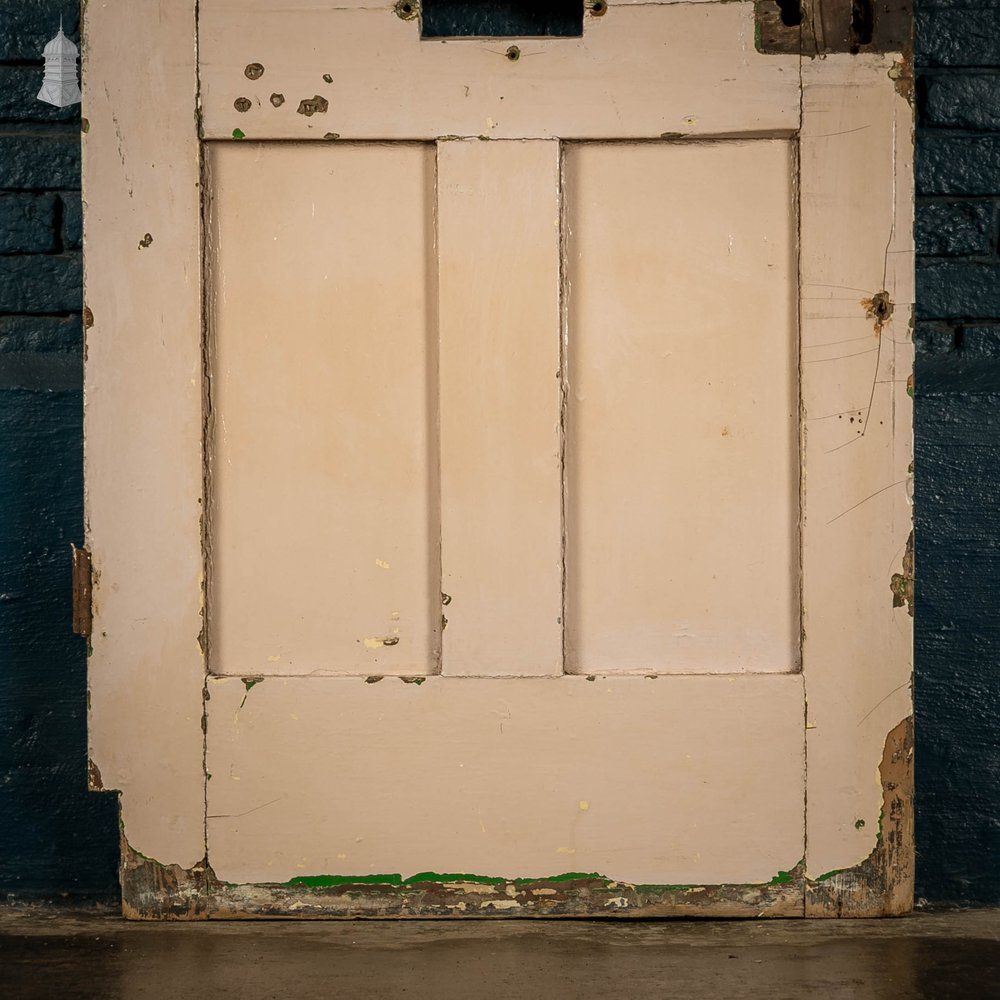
(437, 140), (563, 677)
(565, 141), (799, 675)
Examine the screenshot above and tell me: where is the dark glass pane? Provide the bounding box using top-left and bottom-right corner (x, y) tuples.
(421, 0), (583, 38)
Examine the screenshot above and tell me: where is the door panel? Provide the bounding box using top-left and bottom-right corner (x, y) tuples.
(207, 674), (805, 887)
(208, 143), (439, 677)
(564, 141), (800, 674)
(437, 140), (563, 677)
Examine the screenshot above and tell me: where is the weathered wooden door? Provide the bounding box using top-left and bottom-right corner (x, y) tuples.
(82, 0), (914, 918)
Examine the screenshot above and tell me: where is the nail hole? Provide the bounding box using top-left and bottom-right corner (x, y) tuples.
(296, 95), (329, 116)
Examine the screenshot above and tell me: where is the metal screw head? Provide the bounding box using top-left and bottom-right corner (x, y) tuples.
(244, 62), (264, 80)
(234, 97), (252, 112)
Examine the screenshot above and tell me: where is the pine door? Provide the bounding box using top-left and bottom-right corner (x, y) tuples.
(83, 0), (914, 918)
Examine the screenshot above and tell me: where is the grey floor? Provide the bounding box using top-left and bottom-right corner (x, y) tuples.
(1, 907), (999, 999)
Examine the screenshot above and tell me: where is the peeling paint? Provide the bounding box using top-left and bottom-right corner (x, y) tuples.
(87, 758), (105, 792)
(297, 96), (329, 117)
(805, 717), (914, 916)
(889, 50), (914, 107)
(890, 531), (915, 617)
(120, 835), (808, 919)
(863, 290), (895, 332)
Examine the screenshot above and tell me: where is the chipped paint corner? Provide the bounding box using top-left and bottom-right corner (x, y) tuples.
(806, 716), (914, 917)
(890, 531), (915, 617)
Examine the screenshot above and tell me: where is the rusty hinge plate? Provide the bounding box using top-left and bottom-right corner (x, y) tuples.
(756, 0), (911, 56)
(71, 543), (93, 638)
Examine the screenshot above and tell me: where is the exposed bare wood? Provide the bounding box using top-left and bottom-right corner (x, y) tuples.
(122, 831), (805, 919)
(755, 0), (911, 55)
(71, 544), (92, 638)
(805, 716), (914, 916)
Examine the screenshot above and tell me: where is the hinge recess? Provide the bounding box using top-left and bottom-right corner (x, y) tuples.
(71, 543), (93, 638)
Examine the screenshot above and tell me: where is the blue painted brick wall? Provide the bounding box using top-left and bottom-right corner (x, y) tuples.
(0, 1), (119, 901)
(915, 0), (1000, 903)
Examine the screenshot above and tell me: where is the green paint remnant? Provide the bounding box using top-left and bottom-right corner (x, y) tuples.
(232, 127), (246, 140)
(283, 870), (611, 890)
(814, 869), (844, 882)
(401, 676), (425, 685)
(512, 872), (606, 885)
(287, 874), (403, 888)
(768, 869), (794, 885)
(238, 676), (263, 710)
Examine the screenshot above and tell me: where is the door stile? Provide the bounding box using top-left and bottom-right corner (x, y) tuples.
(83, 0), (207, 883)
(798, 57), (914, 915)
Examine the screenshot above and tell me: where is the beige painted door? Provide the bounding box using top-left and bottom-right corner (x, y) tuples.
(83, 1), (914, 918)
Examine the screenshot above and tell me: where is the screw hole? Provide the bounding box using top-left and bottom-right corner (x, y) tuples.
(395, 0), (418, 19)
(775, 0), (802, 28)
(506, 45), (520, 61)
(592, 0), (607, 15)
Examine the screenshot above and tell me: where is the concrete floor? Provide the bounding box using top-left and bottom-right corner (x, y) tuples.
(1, 908), (999, 999)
